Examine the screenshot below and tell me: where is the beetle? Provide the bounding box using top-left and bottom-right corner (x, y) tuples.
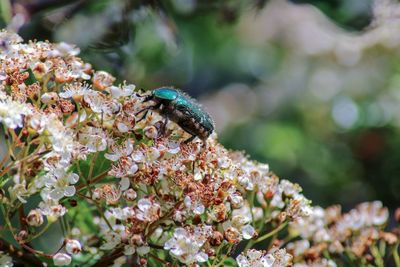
(135, 87), (214, 143)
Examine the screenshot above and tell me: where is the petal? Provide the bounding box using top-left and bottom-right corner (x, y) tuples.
(119, 178), (130, 191)
(50, 189), (64, 200)
(196, 252), (208, 262)
(123, 245), (135, 255)
(64, 186), (76, 197)
(104, 153), (120, 161)
(68, 173), (79, 184)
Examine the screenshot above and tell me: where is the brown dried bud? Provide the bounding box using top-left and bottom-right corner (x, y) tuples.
(192, 215), (202, 225)
(58, 99), (75, 113)
(224, 227), (240, 244)
(69, 199), (78, 207)
(214, 203), (227, 222)
(210, 231), (224, 246)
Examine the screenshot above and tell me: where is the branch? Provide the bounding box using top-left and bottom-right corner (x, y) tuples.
(0, 238), (44, 266)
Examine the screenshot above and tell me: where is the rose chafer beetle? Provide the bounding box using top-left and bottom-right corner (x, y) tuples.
(136, 87), (214, 143)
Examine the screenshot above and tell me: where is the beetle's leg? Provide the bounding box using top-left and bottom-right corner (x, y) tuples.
(160, 117), (168, 135)
(135, 104), (161, 122)
(136, 109), (149, 123)
(183, 135), (196, 144)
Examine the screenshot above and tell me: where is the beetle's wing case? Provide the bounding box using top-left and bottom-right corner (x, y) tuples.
(174, 92), (215, 133)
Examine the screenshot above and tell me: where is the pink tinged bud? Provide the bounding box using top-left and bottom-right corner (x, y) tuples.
(66, 239), (82, 255)
(41, 92), (59, 104)
(53, 253), (71, 266)
(26, 209), (44, 227)
(123, 188), (137, 201)
(144, 125), (158, 139)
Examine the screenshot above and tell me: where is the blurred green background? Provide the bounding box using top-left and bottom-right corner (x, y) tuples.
(1, 0), (399, 210)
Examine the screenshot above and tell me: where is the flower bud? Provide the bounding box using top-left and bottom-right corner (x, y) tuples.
(224, 227), (240, 244)
(53, 253), (71, 266)
(17, 230), (28, 243)
(66, 239), (82, 254)
(26, 209), (44, 227)
(144, 125), (158, 139)
(41, 92), (59, 104)
(210, 231), (224, 246)
(123, 188), (137, 201)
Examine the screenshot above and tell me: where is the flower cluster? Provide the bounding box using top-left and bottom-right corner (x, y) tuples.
(0, 29), (398, 267)
(236, 248), (292, 267)
(0, 29), (312, 266)
(288, 201), (398, 266)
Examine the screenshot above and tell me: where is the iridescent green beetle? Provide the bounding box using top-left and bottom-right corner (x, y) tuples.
(136, 87), (214, 143)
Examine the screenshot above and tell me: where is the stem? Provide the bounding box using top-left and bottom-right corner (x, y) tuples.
(371, 244), (385, 267)
(0, 238), (44, 266)
(248, 190), (256, 228)
(149, 253), (169, 265)
(76, 169), (110, 190)
(394, 243), (400, 267)
(255, 221), (288, 243)
(91, 246), (124, 267)
(244, 221), (288, 251)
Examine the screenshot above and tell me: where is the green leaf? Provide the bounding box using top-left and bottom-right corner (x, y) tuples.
(23, 68), (38, 85)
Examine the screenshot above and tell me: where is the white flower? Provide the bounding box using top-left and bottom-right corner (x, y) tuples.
(9, 180), (29, 203)
(105, 140), (134, 162)
(164, 225), (212, 264)
(0, 251), (13, 267)
(286, 240), (310, 257)
(43, 169), (79, 200)
(38, 199), (67, 221)
(184, 196), (205, 215)
(78, 126), (108, 152)
(135, 198), (160, 222)
(236, 249), (292, 267)
(108, 84), (135, 98)
(66, 239), (82, 255)
(100, 232), (122, 250)
(0, 97), (31, 129)
(53, 253), (71, 266)
(59, 82), (91, 98)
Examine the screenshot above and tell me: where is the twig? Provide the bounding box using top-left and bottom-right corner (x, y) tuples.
(0, 238), (44, 266)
